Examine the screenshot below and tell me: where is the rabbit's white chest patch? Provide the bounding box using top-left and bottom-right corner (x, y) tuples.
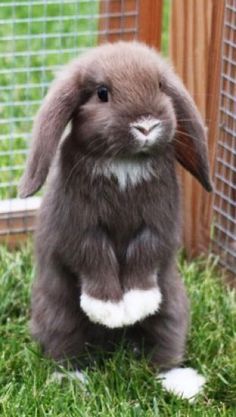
(93, 159), (155, 189)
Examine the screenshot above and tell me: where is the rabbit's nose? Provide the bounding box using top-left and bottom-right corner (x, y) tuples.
(132, 120), (161, 136)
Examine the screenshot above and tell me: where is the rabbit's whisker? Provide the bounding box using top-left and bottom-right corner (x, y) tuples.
(64, 138), (125, 190)
(64, 141), (108, 189)
(174, 129), (205, 143)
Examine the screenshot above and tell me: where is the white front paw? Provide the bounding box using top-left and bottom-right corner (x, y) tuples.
(158, 367), (206, 402)
(80, 285), (162, 328)
(80, 293), (125, 328)
(123, 286), (162, 325)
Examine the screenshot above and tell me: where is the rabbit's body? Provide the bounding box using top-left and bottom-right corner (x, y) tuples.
(20, 42), (211, 382)
(32, 145), (185, 353)
(32, 150), (188, 364)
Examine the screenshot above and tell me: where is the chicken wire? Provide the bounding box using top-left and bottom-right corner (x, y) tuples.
(0, 0), (139, 237)
(212, 0), (236, 276)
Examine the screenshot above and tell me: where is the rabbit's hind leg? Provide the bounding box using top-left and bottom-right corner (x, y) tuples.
(30, 262), (86, 363)
(133, 266), (205, 401)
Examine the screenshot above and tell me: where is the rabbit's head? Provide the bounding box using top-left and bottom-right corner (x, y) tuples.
(19, 42), (212, 197)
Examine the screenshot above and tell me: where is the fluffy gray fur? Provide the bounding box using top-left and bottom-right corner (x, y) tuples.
(19, 42), (212, 369)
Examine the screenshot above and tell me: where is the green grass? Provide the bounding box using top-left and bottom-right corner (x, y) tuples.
(0, 244), (235, 417)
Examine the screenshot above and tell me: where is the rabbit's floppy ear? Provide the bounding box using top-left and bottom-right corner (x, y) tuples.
(19, 65), (82, 198)
(164, 73), (213, 192)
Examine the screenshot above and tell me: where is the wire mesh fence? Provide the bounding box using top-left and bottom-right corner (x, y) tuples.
(212, 0), (236, 275)
(0, 0), (140, 241)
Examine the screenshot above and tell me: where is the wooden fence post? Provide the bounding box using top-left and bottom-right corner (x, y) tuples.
(138, 0), (163, 48)
(98, 0), (163, 49)
(203, 1), (226, 251)
(170, 0), (225, 255)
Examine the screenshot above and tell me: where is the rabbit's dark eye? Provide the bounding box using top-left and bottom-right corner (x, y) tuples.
(97, 85), (109, 102)
(159, 81), (162, 89)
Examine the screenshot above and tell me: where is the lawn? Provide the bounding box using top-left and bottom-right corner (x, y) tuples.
(0, 245), (235, 417)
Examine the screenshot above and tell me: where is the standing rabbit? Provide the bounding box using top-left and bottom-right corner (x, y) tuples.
(19, 42), (212, 400)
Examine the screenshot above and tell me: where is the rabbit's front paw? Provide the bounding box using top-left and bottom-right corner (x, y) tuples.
(80, 293), (126, 328)
(123, 286), (162, 325)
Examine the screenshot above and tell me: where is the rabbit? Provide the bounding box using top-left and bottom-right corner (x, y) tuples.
(19, 41), (212, 399)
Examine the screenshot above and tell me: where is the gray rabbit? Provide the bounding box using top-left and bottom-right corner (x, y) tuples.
(19, 42), (211, 400)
